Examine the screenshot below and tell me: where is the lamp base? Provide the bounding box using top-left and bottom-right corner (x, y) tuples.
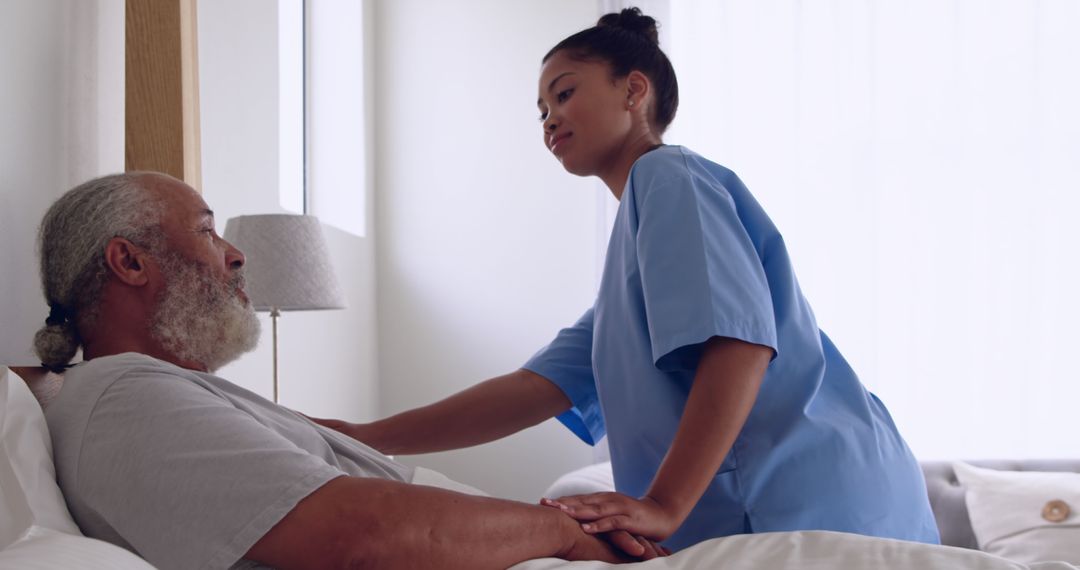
(271, 307), (280, 404)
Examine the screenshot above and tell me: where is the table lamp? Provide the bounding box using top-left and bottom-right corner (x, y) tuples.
(222, 214), (346, 403)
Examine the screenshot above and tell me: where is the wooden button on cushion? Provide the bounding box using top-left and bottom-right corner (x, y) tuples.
(1042, 499), (1070, 523)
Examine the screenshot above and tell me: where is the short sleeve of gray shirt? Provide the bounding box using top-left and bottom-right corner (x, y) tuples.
(46, 353), (413, 570)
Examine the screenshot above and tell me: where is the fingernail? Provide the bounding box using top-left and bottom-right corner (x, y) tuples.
(582, 523), (593, 532)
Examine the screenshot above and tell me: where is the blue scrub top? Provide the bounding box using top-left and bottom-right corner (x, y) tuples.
(524, 145), (940, 551)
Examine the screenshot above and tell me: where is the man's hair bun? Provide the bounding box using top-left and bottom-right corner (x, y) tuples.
(597, 7), (659, 46)
(34, 322), (79, 373)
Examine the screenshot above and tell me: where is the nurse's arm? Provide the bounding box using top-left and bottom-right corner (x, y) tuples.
(307, 369), (571, 455)
(550, 336), (770, 540)
(645, 336), (771, 524)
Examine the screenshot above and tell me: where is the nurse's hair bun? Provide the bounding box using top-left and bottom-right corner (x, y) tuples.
(544, 6), (678, 133)
(597, 7), (659, 47)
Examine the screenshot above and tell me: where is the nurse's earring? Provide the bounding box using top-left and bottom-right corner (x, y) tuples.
(628, 100), (635, 108)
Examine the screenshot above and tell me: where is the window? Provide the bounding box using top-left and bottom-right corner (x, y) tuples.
(278, 0), (367, 236)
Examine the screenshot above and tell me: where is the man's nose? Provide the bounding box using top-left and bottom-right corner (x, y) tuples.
(224, 241), (245, 270)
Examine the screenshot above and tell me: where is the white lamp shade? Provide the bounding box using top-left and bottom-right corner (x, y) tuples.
(223, 214), (346, 312)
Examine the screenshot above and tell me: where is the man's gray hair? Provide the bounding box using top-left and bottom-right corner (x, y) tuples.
(34, 172), (165, 371)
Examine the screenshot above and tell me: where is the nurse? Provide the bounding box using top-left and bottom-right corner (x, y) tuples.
(315, 7), (940, 555)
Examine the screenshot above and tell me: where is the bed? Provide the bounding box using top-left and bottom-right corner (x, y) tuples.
(3, 367), (1078, 569)
(528, 460), (1080, 568)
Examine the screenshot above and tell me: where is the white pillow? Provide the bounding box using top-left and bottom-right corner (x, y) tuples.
(0, 526), (155, 570)
(542, 461), (614, 500)
(411, 466), (490, 497)
(953, 461), (1080, 564)
(0, 369), (81, 549)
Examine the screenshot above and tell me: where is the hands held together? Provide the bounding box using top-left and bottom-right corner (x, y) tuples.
(542, 492), (680, 560)
(309, 415), (674, 561)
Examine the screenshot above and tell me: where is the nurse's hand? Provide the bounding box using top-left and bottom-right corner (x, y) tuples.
(304, 416), (385, 451)
(541, 492), (682, 544)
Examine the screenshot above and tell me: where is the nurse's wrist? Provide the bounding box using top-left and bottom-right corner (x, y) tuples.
(640, 492), (690, 531)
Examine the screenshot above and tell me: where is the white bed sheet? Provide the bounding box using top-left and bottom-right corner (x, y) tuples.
(418, 464), (1077, 570)
(511, 530), (1079, 570)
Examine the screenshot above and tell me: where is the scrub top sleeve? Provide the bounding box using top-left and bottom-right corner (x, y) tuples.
(635, 174), (778, 372)
(522, 308), (605, 445)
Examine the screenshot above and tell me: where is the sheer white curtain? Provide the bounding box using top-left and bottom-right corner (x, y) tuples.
(660, 1), (1080, 459)
(0, 0), (124, 365)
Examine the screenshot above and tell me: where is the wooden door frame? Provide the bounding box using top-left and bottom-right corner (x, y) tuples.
(125, 0), (201, 191)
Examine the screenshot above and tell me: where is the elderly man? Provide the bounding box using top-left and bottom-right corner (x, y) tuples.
(33, 172), (660, 569)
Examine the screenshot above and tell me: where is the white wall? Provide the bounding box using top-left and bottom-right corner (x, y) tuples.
(372, 0), (1080, 496)
(21, 0), (1070, 506)
(664, 1), (1080, 460)
(0, 0), (124, 365)
(198, 1), (379, 421)
(373, 0), (606, 501)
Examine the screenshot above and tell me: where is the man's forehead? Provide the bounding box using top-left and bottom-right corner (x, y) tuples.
(171, 197), (215, 226)
(141, 174), (210, 217)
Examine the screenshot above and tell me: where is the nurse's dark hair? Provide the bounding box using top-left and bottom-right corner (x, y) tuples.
(543, 7), (679, 133)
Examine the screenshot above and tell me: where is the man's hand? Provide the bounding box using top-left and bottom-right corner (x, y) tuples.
(601, 530), (670, 560)
(304, 416), (385, 450)
(249, 476), (663, 569)
(543, 492), (681, 544)
(554, 511), (667, 563)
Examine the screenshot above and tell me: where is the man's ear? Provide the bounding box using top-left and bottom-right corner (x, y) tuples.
(103, 237), (152, 286)
(626, 70), (651, 109)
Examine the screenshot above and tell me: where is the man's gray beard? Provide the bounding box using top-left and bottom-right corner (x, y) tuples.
(150, 253), (261, 372)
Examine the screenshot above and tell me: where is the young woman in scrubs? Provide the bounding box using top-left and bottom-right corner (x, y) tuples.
(314, 8), (940, 556)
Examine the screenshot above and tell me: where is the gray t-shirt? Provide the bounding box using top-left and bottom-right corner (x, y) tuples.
(45, 352), (413, 570)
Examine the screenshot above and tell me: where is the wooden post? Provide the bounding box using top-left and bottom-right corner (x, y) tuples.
(125, 0), (201, 191)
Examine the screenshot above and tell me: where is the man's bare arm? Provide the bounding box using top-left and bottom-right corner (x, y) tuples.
(245, 475), (628, 569)
(311, 369), (571, 455)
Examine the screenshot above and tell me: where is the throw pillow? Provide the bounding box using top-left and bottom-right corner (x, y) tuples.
(953, 461), (1080, 564)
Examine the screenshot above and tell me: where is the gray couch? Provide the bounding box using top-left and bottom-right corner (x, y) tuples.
(922, 459), (1080, 548)
(546, 460), (1080, 548)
